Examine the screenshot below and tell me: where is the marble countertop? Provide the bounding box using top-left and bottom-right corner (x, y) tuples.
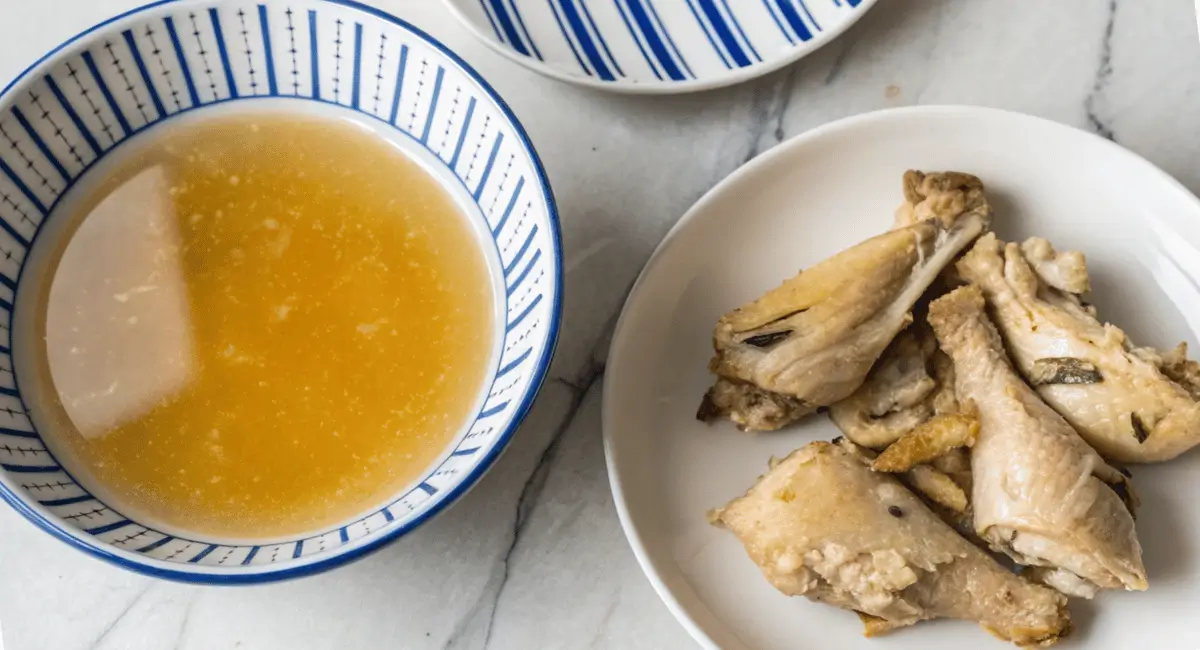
(2, 1), (1198, 648)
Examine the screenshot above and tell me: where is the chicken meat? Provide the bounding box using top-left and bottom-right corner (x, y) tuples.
(956, 233), (1200, 463)
(712, 441), (1071, 645)
(698, 171), (992, 431)
(928, 285), (1147, 597)
(829, 322), (961, 449)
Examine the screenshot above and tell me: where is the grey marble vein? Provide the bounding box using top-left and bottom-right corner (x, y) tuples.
(444, 354), (608, 650)
(823, 37), (856, 86)
(742, 66), (799, 164)
(170, 595), (196, 650)
(583, 593), (621, 650)
(479, 360), (605, 650)
(1086, 0), (1119, 140)
(476, 379), (695, 650)
(87, 585), (152, 650)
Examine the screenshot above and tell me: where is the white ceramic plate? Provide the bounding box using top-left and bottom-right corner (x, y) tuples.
(603, 105), (1200, 649)
(441, 0), (877, 94)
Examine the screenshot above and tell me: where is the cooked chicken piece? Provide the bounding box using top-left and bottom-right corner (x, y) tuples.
(930, 447), (973, 494)
(830, 314), (981, 523)
(699, 171), (992, 431)
(904, 464), (969, 513)
(1161, 343), (1200, 401)
(872, 412), (979, 472)
(928, 285), (1147, 595)
(712, 441), (1070, 645)
(958, 233), (1200, 463)
(695, 377), (815, 431)
(1019, 237), (1089, 294)
(834, 436), (975, 530)
(830, 322), (962, 448)
(919, 447), (981, 540)
(892, 171), (990, 229)
(1023, 567), (1100, 600)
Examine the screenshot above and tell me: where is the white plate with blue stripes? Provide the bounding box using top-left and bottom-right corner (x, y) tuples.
(442, 0), (877, 93)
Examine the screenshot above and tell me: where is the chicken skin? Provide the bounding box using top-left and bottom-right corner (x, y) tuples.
(712, 441), (1071, 645)
(956, 233), (1200, 463)
(928, 285), (1147, 597)
(699, 171), (992, 431)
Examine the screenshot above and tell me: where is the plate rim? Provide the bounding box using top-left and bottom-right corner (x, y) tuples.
(601, 104), (1200, 648)
(438, 0), (881, 95)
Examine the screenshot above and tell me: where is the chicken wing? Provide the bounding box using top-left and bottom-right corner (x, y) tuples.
(928, 285), (1147, 596)
(699, 171), (992, 431)
(712, 441), (1071, 645)
(956, 233), (1200, 463)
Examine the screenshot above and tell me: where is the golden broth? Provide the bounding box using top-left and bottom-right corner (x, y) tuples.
(41, 113), (494, 538)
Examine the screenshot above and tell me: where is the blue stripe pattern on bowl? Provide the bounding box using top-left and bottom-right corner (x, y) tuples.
(446, 0), (874, 91)
(0, 0), (561, 583)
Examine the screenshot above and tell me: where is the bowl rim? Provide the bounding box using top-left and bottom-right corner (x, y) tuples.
(437, 0), (881, 95)
(0, 0), (563, 584)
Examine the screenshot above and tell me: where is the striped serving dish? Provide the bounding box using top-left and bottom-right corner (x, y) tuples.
(0, 0), (561, 583)
(443, 0), (878, 93)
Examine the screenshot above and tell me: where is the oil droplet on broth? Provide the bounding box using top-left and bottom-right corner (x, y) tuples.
(42, 113), (494, 538)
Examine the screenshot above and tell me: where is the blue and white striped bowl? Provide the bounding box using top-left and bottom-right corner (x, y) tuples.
(443, 0), (877, 93)
(0, 0), (561, 583)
